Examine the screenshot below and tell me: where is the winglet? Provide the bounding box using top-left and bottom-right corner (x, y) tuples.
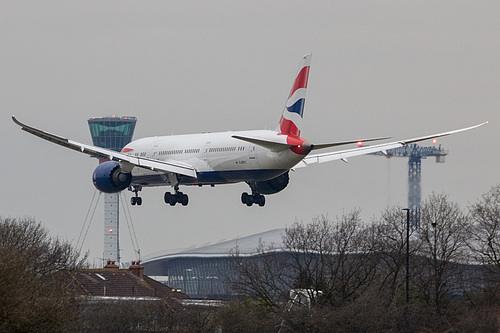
(13, 115), (70, 143)
(400, 121), (488, 145)
(12, 115), (22, 127)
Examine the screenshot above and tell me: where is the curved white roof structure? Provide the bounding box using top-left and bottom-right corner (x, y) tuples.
(143, 228), (285, 263)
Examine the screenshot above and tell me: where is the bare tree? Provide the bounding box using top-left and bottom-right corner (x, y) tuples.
(227, 241), (293, 309)
(322, 211), (378, 306)
(224, 192), (500, 332)
(370, 206), (420, 304)
(0, 217), (86, 332)
(468, 184), (500, 274)
(229, 211), (380, 309)
(413, 193), (470, 314)
(283, 215), (335, 302)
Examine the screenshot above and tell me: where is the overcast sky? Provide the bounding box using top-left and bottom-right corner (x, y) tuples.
(1, 1), (498, 264)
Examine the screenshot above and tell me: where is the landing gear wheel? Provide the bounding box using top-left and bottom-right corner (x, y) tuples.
(164, 192), (172, 204)
(169, 193), (177, 206)
(256, 194), (265, 207)
(241, 192), (249, 204)
(164, 192), (176, 206)
(180, 193), (189, 206)
(136, 197), (142, 206)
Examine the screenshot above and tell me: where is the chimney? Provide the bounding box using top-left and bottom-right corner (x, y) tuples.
(104, 260), (119, 269)
(129, 261), (144, 279)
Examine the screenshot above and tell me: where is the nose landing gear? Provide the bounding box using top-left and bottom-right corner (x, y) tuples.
(130, 186), (143, 206)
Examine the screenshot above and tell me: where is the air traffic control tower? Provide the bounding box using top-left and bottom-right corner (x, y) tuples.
(88, 116), (137, 264)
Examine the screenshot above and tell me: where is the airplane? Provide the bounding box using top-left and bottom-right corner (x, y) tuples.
(13, 54), (487, 207)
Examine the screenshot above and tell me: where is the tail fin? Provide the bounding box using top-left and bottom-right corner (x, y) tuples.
(278, 53), (312, 137)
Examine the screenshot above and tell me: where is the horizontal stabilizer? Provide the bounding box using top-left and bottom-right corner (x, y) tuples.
(232, 135), (296, 152)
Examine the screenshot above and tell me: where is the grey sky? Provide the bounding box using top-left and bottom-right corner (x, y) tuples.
(1, 1), (498, 263)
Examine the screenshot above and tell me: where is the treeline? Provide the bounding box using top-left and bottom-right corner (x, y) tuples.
(0, 217), (85, 332)
(227, 186), (500, 332)
(2, 185), (500, 332)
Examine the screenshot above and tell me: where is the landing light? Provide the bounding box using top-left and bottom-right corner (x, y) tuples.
(433, 139), (437, 144)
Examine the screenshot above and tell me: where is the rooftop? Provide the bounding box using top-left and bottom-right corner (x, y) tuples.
(73, 261), (187, 307)
(143, 228), (286, 263)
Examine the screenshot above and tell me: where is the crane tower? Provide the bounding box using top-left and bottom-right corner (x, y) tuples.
(372, 143), (448, 229)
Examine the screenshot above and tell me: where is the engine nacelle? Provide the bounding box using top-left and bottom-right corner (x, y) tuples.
(251, 171), (290, 195)
(92, 161), (132, 193)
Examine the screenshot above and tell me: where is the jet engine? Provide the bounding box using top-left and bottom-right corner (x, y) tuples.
(92, 161), (132, 193)
(251, 171), (290, 195)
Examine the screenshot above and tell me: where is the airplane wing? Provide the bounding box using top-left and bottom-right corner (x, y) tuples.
(12, 116), (197, 178)
(294, 121), (488, 168)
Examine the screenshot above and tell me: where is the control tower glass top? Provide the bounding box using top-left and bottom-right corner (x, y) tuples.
(88, 116), (137, 152)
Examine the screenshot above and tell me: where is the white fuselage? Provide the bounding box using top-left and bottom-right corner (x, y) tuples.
(121, 130), (305, 187)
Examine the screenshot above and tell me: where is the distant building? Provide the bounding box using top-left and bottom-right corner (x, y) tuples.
(143, 227), (497, 303)
(142, 229), (286, 299)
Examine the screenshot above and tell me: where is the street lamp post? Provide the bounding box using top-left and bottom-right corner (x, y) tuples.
(402, 208), (410, 305)
(402, 208), (410, 330)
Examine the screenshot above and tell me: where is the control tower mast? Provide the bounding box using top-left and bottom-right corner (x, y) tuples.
(88, 116), (137, 264)
(372, 143), (448, 229)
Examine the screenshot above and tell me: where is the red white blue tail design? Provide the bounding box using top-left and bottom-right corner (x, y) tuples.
(278, 53), (312, 137)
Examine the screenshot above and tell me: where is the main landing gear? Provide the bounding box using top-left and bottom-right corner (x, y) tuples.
(164, 186), (189, 206)
(129, 185), (189, 207)
(241, 192), (265, 207)
(130, 186), (143, 206)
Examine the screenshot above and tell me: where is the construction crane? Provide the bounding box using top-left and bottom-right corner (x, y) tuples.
(371, 143), (448, 229)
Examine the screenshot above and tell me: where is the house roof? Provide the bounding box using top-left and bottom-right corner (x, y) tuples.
(73, 264), (188, 308)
